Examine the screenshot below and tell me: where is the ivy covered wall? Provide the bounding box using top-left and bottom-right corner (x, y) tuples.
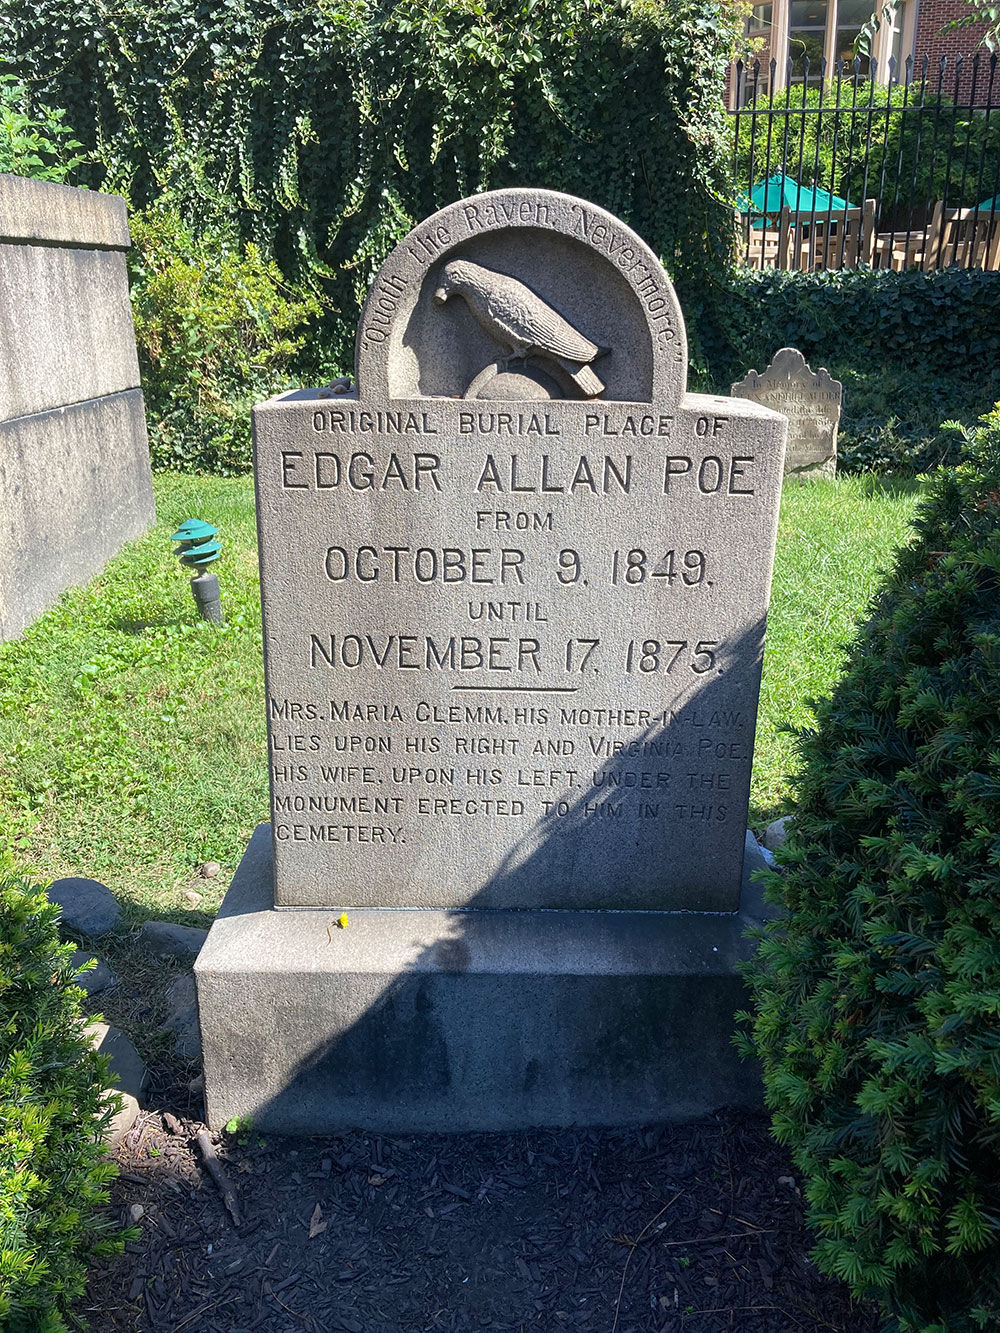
(1, 0), (745, 368)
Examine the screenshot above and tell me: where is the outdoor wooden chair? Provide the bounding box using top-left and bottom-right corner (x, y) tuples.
(877, 203), (1000, 270)
(735, 210), (784, 268)
(777, 200), (876, 271)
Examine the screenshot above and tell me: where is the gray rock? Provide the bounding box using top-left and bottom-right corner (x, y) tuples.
(200, 861), (221, 879)
(70, 948), (116, 995)
(86, 1020), (147, 1146)
(763, 815), (792, 852)
(48, 876), (121, 938)
(162, 973), (201, 1063)
(743, 828), (775, 878)
(139, 920), (209, 961)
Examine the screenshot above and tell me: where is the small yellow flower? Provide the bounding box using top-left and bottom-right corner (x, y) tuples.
(337, 912), (349, 929)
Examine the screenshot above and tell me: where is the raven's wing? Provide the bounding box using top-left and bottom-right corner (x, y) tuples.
(485, 280), (599, 361)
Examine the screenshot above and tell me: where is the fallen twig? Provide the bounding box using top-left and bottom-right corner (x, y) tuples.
(195, 1129), (241, 1227)
(610, 1190), (682, 1333)
(660, 1230), (775, 1246)
(170, 1300), (223, 1332)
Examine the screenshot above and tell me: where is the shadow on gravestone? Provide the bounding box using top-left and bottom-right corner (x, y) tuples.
(235, 615), (774, 1131)
(196, 188), (788, 1133)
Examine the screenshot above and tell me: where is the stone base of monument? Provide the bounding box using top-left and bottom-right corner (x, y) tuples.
(196, 826), (775, 1135)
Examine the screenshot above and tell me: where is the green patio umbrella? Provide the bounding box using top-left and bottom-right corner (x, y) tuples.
(975, 194), (1000, 213)
(744, 174), (855, 227)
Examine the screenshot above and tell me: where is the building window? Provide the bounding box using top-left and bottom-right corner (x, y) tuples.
(740, 0), (910, 99)
(789, 0), (829, 81)
(746, 2), (775, 94)
(835, 0), (874, 73)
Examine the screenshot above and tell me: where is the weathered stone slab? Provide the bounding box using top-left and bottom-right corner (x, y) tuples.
(0, 389), (154, 640)
(87, 1020), (147, 1146)
(196, 824), (769, 1133)
(731, 347), (841, 481)
(253, 189), (787, 913)
(0, 173), (131, 249)
(0, 244), (140, 420)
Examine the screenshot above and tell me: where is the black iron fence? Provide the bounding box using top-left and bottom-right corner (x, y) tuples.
(731, 54), (1000, 271)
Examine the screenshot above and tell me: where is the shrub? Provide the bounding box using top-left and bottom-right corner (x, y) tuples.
(0, 863), (123, 1332)
(696, 266), (1000, 473)
(738, 405), (1000, 1331)
(836, 368), (989, 474)
(128, 202), (322, 472)
(700, 266), (1000, 386)
(0, 74), (86, 182)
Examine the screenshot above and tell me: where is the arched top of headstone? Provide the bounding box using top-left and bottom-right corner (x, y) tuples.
(355, 189), (687, 407)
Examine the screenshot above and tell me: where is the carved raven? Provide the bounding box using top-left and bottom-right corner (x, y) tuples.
(433, 260), (608, 398)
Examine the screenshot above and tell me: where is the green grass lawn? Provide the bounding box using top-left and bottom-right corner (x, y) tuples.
(0, 471), (923, 921)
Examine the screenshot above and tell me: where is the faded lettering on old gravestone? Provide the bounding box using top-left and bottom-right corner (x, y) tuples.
(252, 189), (787, 913)
(731, 347), (841, 482)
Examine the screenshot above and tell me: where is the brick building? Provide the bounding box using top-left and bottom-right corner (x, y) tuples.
(730, 0), (993, 105)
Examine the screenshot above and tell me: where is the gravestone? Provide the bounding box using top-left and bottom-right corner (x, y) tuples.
(731, 347), (841, 482)
(0, 174), (155, 640)
(196, 188), (788, 1133)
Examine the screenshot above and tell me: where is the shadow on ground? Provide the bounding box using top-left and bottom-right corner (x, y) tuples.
(86, 1106), (879, 1333)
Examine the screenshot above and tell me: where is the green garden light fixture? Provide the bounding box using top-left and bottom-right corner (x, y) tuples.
(171, 518), (223, 623)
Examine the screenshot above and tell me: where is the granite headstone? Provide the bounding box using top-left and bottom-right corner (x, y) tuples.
(731, 347), (841, 482)
(197, 188), (788, 1133)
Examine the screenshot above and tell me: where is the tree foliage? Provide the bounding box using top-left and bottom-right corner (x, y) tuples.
(739, 406), (1000, 1330)
(735, 75), (1000, 216)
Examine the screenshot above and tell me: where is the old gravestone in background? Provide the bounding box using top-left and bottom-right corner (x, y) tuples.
(196, 188), (787, 1134)
(0, 175), (155, 640)
(732, 347), (841, 482)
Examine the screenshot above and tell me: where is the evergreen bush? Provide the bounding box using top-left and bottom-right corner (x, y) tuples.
(701, 266), (1000, 388)
(0, 864), (123, 1332)
(698, 267), (1000, 474)
(738, 405), (1000, 1331)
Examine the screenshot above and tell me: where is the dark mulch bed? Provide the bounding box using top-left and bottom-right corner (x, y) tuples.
(84, 1091), (880, 1333)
